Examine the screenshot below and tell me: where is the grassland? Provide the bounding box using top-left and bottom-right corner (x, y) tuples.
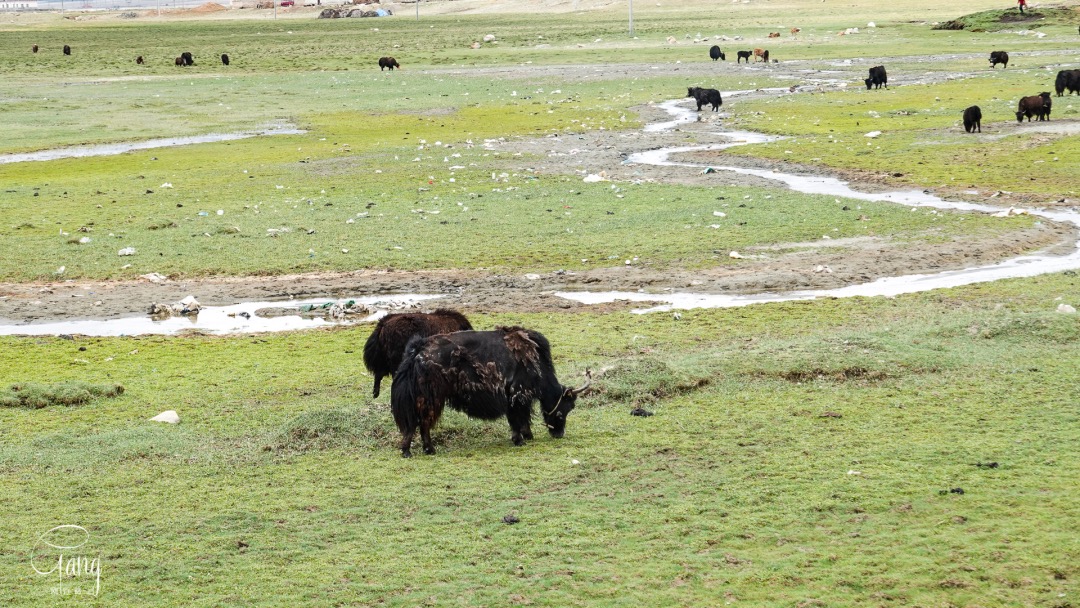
(2, 1), (1079, 605)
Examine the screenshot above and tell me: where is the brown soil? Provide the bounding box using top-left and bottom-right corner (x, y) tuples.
(1, 65), (1075, 324)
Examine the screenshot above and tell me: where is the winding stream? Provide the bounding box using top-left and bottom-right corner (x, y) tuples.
(1, 98), (1077, 334)
(557, 97), (1080, 313)
(0, 124), (304, 165)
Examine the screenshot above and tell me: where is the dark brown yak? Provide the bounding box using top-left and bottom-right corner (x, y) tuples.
(32, 44), (38, 53)
(390, 327), (590, 457)
(378, 56), (400, 71)
(363, 309), (472, 398)
(63, 45), (71, 56)
(136, 55), (144, 65)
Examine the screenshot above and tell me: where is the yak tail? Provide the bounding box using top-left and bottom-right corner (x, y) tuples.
(390, 335), (426, 433)
(362, 325), (383, 374)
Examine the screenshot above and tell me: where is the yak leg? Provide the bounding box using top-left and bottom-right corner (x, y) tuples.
(372, 374), (384, 398)
(420, 399), (442, 455)
(399, 417), (415, 459)
(507, 401), (533, 445)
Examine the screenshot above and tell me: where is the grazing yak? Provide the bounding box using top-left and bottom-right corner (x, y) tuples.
(753, 48), (768, 62)
(709, 45), (725, 61)
(687, 86), (723, 112)
(363, 309), (472, 398)
(390, 326), (589, 457)
(865, 65), (888, 90)
(1056, 69), (1080, 96)
(989, 50), (1009, 69)
(136, 56), (144, 65)
(737, 50), (752, 63)
(1016, 93), (1051, 122)
(790, 27), (801, 37)
(175, 56), (184, 66)
(180, 51), (194, 66)
(63, 45), (71, 56)
(32, 44), (38, 53)
(768, 32), (781, 38)
(378, 56), (400, 71)
(962, 105), (982, 133)
(221, 53), (230, 66)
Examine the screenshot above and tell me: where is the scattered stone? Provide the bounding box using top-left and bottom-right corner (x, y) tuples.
(150, 410), (179, 424)
(1057, 303), (1076, 314)
(118, 247), (136, 256)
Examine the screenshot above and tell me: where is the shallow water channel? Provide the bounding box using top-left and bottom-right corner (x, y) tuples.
(2, 99), (1077, 334)
(557, 97), (1080, 313)
(0, 296), (441, 337)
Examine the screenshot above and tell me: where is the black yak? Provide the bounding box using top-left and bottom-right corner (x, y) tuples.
(962, 105), (982, 133)
(709, 45), (725, 61)
(687, 86), (723, 112)
(989, 51), (1009, 69)
(63, 45), (71, 56)
(363, 309), (472, 398)
(378, 56), (400, 71)
(391, 326), (589, 457)
(736, 50), (752, 63)
(1056, 69), (1080, 96)
(181, 51), (194, 66)
(221, 53), (230, 66)
(136, 55), (144, 65)
(865, 65), (887, 90)
(1016, 93), (1051, 122)
(32, 44), (38, 53)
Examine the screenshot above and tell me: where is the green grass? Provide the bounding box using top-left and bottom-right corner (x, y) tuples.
(2, 273), (1079, 605)
(2, 2), (1080, 605)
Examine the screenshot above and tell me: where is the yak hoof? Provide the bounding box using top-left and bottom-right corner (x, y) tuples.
(423, 445), (436, 455)
(512, 435), (525, 446)
(402, 450), (412, 458)
(522, 430), (534, 441)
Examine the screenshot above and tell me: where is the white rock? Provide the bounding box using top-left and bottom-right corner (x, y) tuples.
(524, 273), (541, 280)
(729, 251), (744, 259)
(483, 34), (496, 42)
(118, 247), (136, 256)
(160, 182), (173, 188)
(813, 264), (834, 273)
(140, 272), (168, 283)
(78, 236), (91, 244)
(1058, 304), (1076, 314)
(150, 410), (180, 424)
(713, 211), (727, 217)
(583, 174), (607, 183)
(867, 21), (876, 27)
(864, 131), (882, 138)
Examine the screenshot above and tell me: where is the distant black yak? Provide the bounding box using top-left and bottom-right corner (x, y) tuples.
(378, 56), (400, 71)
(709, 45), (725, 61)
(363, 309), (472, 398)
(180, 51), (194, 66)
(865, 65), (887, 90)
(63, 45), (71, 56)
(687, 86), (723, 112)
(962, 105), (982, 133)
(989, 50), (1009, 69)
(736, 50), (752, 63)
(136, 55), (144, 65)
(32, 44), (38, 53)
(1055, 69), (1080, 96)
(221, 53), (230, 66)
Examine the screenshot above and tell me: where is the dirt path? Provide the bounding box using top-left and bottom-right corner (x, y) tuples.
(2, 64), (1076, 323)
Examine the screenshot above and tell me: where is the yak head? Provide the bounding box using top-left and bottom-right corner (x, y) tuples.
(864, 78), (873, 90)
(543, 374), (592, 438)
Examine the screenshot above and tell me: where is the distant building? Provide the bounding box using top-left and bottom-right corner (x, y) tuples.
(0, 0), (39, 8)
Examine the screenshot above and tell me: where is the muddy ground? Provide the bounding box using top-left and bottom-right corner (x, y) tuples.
(2, 60), (1076, 324)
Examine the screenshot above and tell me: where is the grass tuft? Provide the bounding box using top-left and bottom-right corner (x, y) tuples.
(2, 381), (124, 408)
(269, 407), (393, 453)
(594, 358), (712, 405)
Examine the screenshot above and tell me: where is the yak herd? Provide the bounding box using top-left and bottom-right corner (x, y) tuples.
(31, 43), (231, 66)
(363, 310), (590, 458)
(689, 45), (1077, 132)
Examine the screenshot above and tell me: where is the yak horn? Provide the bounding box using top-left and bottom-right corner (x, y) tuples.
(570, 369), (593, 396)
